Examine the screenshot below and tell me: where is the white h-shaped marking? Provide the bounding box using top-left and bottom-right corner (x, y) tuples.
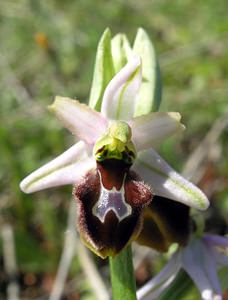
(92, 171), (132, 223)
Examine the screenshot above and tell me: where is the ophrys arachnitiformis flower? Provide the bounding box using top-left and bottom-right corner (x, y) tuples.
(20, 57), (209, 258)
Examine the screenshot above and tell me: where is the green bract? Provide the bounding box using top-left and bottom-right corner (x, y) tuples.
(133, 28), (162, 115)
(89, 27), (162, 116)
(89, 28), (115, 111)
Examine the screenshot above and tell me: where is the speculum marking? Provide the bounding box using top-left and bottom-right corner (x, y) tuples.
(92, 172), (132, 223)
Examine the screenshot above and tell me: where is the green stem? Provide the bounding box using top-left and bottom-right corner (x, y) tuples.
(109, 245), (137, 300)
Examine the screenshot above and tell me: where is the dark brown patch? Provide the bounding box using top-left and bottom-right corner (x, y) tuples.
(73, 161), (153, 258)
(125, 171), (152, 208)
(136, 196), (190, 252)
(97, 159), (130, 190)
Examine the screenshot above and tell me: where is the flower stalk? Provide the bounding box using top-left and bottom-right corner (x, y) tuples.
(109, 246), (137, 300)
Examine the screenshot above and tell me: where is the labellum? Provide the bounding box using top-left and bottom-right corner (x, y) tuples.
(74, 159), (152, 258)
(136, 196), (190, 252)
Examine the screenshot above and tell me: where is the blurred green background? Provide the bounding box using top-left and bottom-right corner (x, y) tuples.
(0, 0), (227, 299)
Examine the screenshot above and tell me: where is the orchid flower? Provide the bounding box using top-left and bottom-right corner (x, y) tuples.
(137, 234), (228, 300)
(20, 57), (209, 258)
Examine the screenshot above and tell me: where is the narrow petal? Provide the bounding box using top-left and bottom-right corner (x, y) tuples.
(101, 56), (142, 121)
(137, 251), (181, 300)
(133, 149), (209, 210)
(201, 242), (222, 296)
(203, 234), (228, 247)
(182, 240), (222, 300)
(129, 112), (185, 151)
(20, 142), (95, 193)
(49, 96), (108, 146)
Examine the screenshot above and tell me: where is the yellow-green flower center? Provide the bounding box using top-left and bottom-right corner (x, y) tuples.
(93, 121), (136, 164)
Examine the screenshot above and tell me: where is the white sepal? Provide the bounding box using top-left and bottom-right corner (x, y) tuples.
(20, 142), (95, 193)
(133, 149), (209, 210)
